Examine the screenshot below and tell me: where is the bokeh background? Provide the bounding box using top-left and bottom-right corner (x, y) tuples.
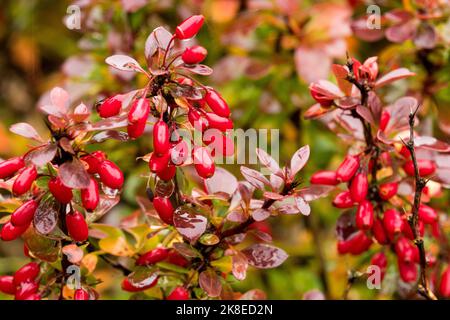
(0, 0), (449, 299)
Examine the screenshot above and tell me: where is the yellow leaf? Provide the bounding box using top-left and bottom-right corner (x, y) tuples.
(210, 256), (233, 273)
(82, 253), (99, 274)
(99, 237), (134, 257)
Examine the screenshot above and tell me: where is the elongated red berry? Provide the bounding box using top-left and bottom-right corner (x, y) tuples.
(74, 288), (90, 300)
(149, 152), (170, 173)
(136, 247), (169, 266)
(157, 165), (176, 181)
(81, 178), (99, 212)
(379, 110), (390, 131)
(193, 147), (215, 179)
(66, 211), (89, 242)
(14, 281), (38, 300)
(205, 89), (230, 118)
(153, 120), (170, 156)
(349, 173), (368, 203)
(336, 155), (359, 182)
(98, 160), (124, 189)
(395, 236), (418, 263)
(403, 159), (436, 177)
(121, 276), (157, 292)
(12, 166), (37, 196)
(439, 266), (450, 298)
(378, 182), (398, 200)
(127, 119), (147, 139)
(175, 15), (204, 40)
(153, 197), (174, 225)
(97, 95), (122, 118)
(14, 262), (40, 285)
(0, 275), (16, 295)
(347, 231), (373, 255)
(398, 260), (417, 283)
(11, 199), (38, 227)
(383, 209), (403, 238)
(81, 151), (107, 174)
(24, 293), (41, 300)
(418, 204), (438, 224)
(356, 200), (374, 230)
(203, 131), (234, 157)
(166, 250), (189, 267)
(48, 177), (73, 204)
(182, 45), (207, 64)
(371, 252), (387, 281)
(0, 222), (28, 241)
(0, 157), (25, 180)
(128, 98), (150, 124)
(402, 218), (424, 240)
(167, 286), (189, 300)
(372, 218), (389, 245)
(310, 170), (339, 185)
(188, 108), (208, 131)
(204, 113), (233, 132)
(332, 191), (354, 208)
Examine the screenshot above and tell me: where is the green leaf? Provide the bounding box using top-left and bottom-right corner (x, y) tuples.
(210, 256), (233, 273)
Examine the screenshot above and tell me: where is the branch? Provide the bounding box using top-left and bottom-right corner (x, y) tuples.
(404, 104), (437, 300)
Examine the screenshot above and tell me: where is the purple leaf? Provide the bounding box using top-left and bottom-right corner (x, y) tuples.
(49, 87), (70, 114)
(240, 166), (270, 190)
(290, 145), (310, 178)
(356, 105), (375, 125)
(205, 167), (238, 195)
(251, 229), (272, 242)
(173, 205), (207, 243)
(128, 268), (159, 289)
(59, 159), (91, 189)
(351, 17), (385, 42)
(295, 196), (311, 216)
(414, 24), (437, 49)
(385, 20), (417, 43)
(33, 201), (58, 235)
(179, 64), (213, 76)
(277, 204), (300, 215)
(242, 244), (288, 269)
(263, 191), (284, 200)
(25, 143), (57, 167)
(375, 68), (415, 88)
(415, 136), (450, 152)
(231, 252), (248, 281)
(239, 289), (267, 300)
(295, 46), (331, 83)
(252, 208), (271, 222)
(10, 123), (43, 142)
(90, 130), (129, 143)
(172, 242), (202, 259)
(297, 185), (334, 201)
(145, 27), (173, 59)
(105, 55), (145, 73)
(199, 269), (222, 298)
(256, 148), (283, 177)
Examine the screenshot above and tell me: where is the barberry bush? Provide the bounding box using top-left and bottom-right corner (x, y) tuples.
(0, 0), (449, 300)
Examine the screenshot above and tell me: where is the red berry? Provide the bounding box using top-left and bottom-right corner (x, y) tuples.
(395, 236), (418, 263)
(136, 247), (169, 266)
(182, 45), (207, 64)
(383, 209), (403, 238)
(14, 262), (40, 285)
(309, 85), (334, 107)
(175, 15), (204, 40)
(97, 95), (122, 118)
(347, 231), (373, 255)
(205, 89), (230, 118)
(418, 204), (438, 224)
(74, 288), (90, 300)
(66, 211), (89, 242)
(0, 222), (28, 241)
(349, 173), (368, 203)
(128, 98), (150, 124)
(379, 110), (390, 131)
(170, 140), (191, 165)
(371, 252), (387, 280)
(157, 164), (176, 181)
(11, 199), (38, 227)
(23, 244), (30, 257)
(203, 131), (235, 157)
(166, 250), (189, 267)
(332, 191), (354, 208)
(193, 147), (215, 179)
(153, 197), (174, 225)
(149, 152), (170, 173)
(81, 151), (106, 174)
(98, 160), (124, 189)
(14, 281), (39, 300)
(121, 276), (157, 292)
(398, 260), (417, 283)
(127, 119), (147, 139)
(399, 145), (411, 159)
(204, 113), (233, 132)
(336, 155), (359, 182)
(439, 266), (450, 298)
(167, 286), (189, 300)
(378, 182), (398, 200)
(48, 177), (73, 204)
(0, 157), (25, 180)
(402, 218), (424, 240)
(310, 170), (339, 185)
(153, 120), (170, 156)
(12, 166), (37, 196)
(81, 178), (99, 212)
(188, 108), (208, 132)
(372, 218), (389, 245)
(355, 200), (374, 230)
(23, 293), (41, 300)
(403, 159), (436, 177)
(0, 275), (16, 295)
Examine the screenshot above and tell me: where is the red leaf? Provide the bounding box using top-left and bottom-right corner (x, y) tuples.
(295, 196), (311, 216)
(304, 103), (333, 119)
(231, 252), (248, 281)
(10, 123), (43, 142)
(59, 159), (91, 189)
(145, 27), (173, 59)
(179, 64), (213, 76)
(252, 208), (271, 222)
(25, 143), (57, 167)
(105, 55), (145, 73)
(242, 244), (288, 269)
(204, 167), (238, 195)
(356, 105), (375, 125)
(415, 136), (450, 152)
(239, 289), (267, 300)
(173, 205), (207, 242)
(290, 145), (310, 178)
(199, 269), (222, 297)
(296, 185), (334, 201)
(34, 201), (58, 235)
(331, 64), (352, 96)
(240, 166), (270, 190)
(375, 68), (415, 88)
(256, 148), (282, 177)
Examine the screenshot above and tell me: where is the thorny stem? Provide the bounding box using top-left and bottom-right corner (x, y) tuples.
(403, 105), (437, 300)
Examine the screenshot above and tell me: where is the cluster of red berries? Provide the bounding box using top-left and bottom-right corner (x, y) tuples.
(0, 262), (41, 300)
(121, 247), (189, 299)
